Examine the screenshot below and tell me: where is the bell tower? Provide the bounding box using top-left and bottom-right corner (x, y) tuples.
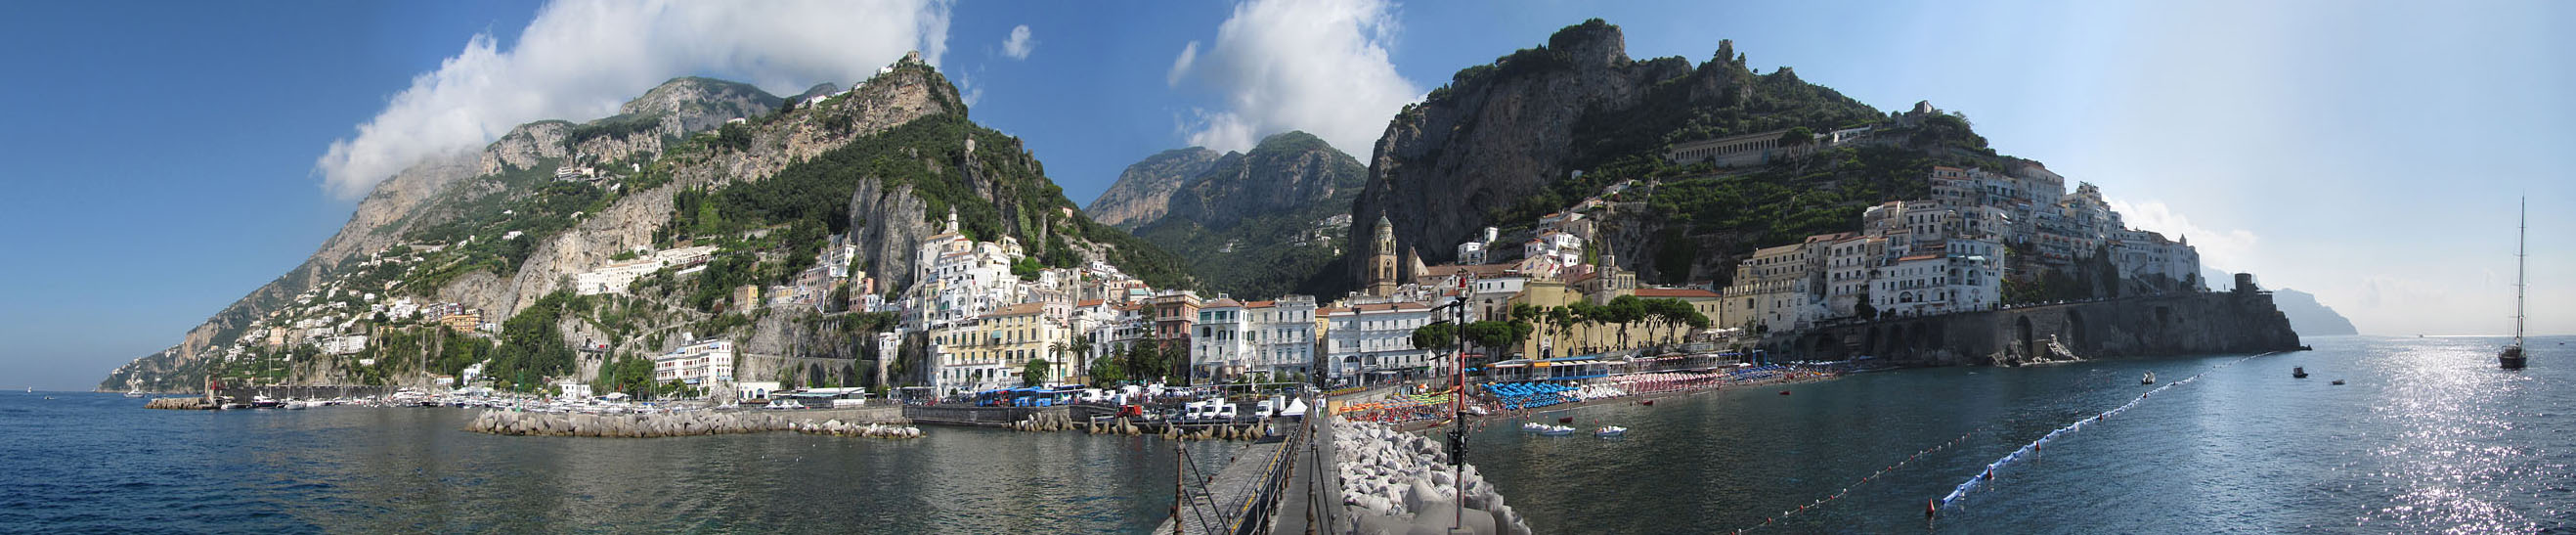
(1369, 215), (1398, 296)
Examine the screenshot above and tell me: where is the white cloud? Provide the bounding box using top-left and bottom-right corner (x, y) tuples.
(1001, 24), (1035, 60)
(1167, 41), (1199, 87)
(954, 70), (984, 107)
(1167, 0), (1418, 154)
(314, 0), (954, 200)
(2108, 198), (2259, 274)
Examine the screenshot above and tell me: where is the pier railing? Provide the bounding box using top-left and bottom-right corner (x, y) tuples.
(1222, 419), (1305, 534)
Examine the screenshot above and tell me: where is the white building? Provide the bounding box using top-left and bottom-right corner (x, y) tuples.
(1522, 231), (1585, 268)
(654, 338), (736, 387)
(1870, 243), (2000, 318)
(1248, 295), (1319, 378)
(320, 334), (369, 355)
(1323, 301), (1434, 382)
(2111, 230), (2203, 290)
(573, 245), (718, 295)
(1191, 297), (1250, 380)
(1821, 235), (1887, 317)
(1722, 242), (1830, 333)
(1455, 227), (1500, 265)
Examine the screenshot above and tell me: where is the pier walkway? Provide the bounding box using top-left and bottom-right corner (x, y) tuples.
(1157, 415), (1312, 534)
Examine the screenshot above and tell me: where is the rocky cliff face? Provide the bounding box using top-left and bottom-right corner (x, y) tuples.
(479, 59), (957, 320)
(845, 178), (937, 293)
(1777, 290), (2305, 367)
(101, 74), (803, 392)
(102, 148), (489, 392)
(619, 76), (784, 139)
(107, 51), (1188, 392)
(1086, 147), (1223, 229)
(1162, 131), (1365, 232)
(1346, 20), (1700, 285)
(480, 121), (573, 175)
(1124, 131), (1367, 297)
(2271, 288), (2359, 336)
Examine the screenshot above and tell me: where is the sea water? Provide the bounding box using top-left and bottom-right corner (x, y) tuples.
(1467, 335), (2573, 533)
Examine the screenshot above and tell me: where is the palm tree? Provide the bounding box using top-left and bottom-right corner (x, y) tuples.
(1063, 336), (1096, 386)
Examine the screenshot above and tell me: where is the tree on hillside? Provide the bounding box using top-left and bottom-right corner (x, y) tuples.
(1780, 126), (1815, 147)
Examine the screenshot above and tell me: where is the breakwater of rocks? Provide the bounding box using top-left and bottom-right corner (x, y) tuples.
(144, 397), (215, 410)
(466, 410), (922, 439)
(1061, 414), (1271, 441)
(1333, 420), (1530, 534)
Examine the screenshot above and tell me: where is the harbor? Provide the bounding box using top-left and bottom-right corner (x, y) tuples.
(19, 336), (2571, 532)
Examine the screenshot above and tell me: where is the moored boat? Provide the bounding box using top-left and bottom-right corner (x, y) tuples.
(1594, 425), (1627, 437)
(2292, 367), (2308, 379)
(2142, 372), (2156, 384)
(2503, 198), (2529, 370)
(1539, 425), (1575, 436)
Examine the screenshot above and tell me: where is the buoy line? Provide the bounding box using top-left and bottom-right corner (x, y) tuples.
(1935, 351), (2282, 513)
(1726, 369), (2126, 534)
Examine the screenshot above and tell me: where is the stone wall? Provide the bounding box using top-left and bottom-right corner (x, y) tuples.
(1768, 290), (2303, 366)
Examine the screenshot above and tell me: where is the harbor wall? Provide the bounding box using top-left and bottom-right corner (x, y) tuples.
(212, 385), (393, 400)
(903, 405), (1077, 427)
(1766, 289), (2303, 366)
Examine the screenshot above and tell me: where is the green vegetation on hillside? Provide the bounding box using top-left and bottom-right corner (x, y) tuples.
(661, 111), (1191, 290)
(1125, 131), (1363, 298)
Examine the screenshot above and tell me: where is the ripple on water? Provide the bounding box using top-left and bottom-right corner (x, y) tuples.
(1465, 336), (2576, 534)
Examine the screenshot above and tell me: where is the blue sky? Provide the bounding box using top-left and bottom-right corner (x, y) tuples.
(3, 0), (2569, 390)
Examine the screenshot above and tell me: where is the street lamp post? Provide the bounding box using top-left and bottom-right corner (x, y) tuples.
(1442, 267), (1472, 533)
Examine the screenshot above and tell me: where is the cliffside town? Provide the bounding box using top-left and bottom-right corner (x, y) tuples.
(105, 21), (2298, 400)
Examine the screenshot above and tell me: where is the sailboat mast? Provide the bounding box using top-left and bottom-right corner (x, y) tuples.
(2515, 197), (2526, 347)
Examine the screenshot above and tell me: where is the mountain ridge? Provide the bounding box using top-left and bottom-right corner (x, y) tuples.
(1086, 147), (1225, 230)
(1346, 19), (2010, 290)
(104, 53), (1187, 392)
(1124, 131), (1367, 297)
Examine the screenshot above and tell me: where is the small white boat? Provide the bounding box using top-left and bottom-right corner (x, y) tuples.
(1594, 426), (1628, 438)
(124, 389), (144, 398)
(1539, 425), (1576, 436)
(2141, 372), (2156, 384)
(285, 400), (310, 410)
(1522, 422), (1550, 432)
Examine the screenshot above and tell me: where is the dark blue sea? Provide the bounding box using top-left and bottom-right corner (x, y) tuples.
(1470, 335), (2575, 533)
(0, 393), (1241, 534)
(6, 335), (2568, 533)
